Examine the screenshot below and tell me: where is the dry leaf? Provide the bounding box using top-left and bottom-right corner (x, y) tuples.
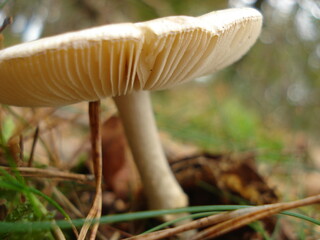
(101, 115), (141, 198)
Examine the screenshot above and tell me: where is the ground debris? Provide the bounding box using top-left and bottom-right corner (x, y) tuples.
(170, 152), (278, 205)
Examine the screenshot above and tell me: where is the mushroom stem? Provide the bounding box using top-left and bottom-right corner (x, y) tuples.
(113, 91), (188, 213)
(79, 101), (102, 240)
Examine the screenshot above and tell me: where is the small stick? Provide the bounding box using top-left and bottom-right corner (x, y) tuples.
(53, 187), (121, 240)
(126, 194), (320, 240)
(27, 126), (39, 167)
(78, 101), (102, 240)
(0, 166), (94, 182)
(0, 17), (12, 49)
(19, 134), (23, 161)
(0, 17), (12, 33)
(192, 194), (320, 239)
(125, 211), (231, 240)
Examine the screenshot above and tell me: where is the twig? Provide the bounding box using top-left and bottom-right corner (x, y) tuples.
(191, 194), (320, 239)
(78, 101), (103, 240)
(0, 17), (12, 33)
(51, 221), (67, 240)
(125, 211), (231, 240)
(53, 188), (129, 240)
(126, 194), (320, 240)
(28, 126), (39, 167)
(0, 166), (94, 183)
(53, 187), (84, 219)
(19, 134), (23, 161)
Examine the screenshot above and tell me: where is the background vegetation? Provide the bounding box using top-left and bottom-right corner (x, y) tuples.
(2, 0), (320, 156)
(0, 0), (320, 238)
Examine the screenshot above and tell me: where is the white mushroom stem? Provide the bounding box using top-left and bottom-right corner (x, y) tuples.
(113, 91), (188, 212)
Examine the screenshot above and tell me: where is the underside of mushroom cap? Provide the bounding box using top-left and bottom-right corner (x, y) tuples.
(0, 23), (144, 106)
(0, 8), (262, 107)
(137, 8), (262, 90)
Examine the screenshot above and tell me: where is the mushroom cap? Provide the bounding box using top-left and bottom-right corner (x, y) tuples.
(0, 8), (262, 107)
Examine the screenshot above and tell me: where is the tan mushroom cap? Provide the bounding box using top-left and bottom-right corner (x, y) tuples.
(0, 8), (262, 107)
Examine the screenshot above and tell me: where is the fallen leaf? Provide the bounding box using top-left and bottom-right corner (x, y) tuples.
(101, 115), (141, 199)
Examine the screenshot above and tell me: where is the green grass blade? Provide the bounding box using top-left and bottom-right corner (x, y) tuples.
(0, 204), (319, 234)
(281, 211), (320, 225)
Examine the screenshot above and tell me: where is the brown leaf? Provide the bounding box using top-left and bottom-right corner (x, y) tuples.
(101, 115), (141, 198)
(172, 152), (278, 205)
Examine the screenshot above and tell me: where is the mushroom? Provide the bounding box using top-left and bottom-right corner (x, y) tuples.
(0, 7), (262, 237)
